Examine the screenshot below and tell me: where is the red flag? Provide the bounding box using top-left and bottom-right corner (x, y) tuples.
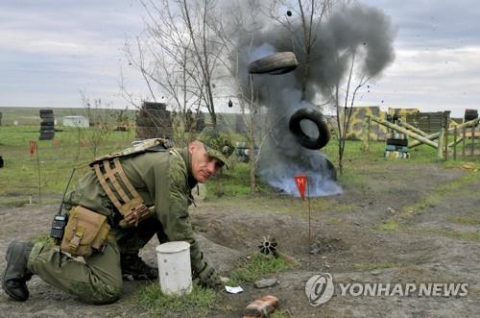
(29, 140), (37, 157)
(294, 174), (307, 199)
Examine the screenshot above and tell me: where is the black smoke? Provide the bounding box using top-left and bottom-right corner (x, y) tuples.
(232, 3), (396, 196)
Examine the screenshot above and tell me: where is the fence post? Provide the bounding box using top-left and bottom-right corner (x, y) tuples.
(444, 114), (449, 160)
(462, 127), (466, 158)
(471, 126), (475, 156)
(437, 128), (445, 160)
(453, 126), (457, 161)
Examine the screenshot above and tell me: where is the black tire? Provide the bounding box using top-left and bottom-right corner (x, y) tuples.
(39, 110), (53, 118)
(41, 121), (55, 127)
(248, 52), (298, 75)
(386, 138), (408, 147)
(289, 108), (330, 150)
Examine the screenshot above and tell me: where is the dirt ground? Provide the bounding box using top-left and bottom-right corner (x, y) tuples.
(1, 162), (480, 317)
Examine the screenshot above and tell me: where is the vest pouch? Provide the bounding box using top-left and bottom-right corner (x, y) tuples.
(61, 206), (111, 258)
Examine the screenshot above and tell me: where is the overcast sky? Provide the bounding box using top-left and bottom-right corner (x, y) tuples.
(0, 0), (479, 117)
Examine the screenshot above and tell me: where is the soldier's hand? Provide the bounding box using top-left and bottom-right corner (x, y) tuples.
(124, 212), (138, 225)
(123, 206), (154, 226)
(197, 263), (221, 289)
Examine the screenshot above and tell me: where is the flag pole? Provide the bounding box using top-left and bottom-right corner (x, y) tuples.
(307, 175), (311, 243)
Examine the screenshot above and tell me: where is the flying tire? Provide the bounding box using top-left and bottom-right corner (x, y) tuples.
(248, 52), (298, 75)
(289, 108), (330, 150)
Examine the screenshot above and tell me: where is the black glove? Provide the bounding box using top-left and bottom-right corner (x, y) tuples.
(197, 263), (221, 289)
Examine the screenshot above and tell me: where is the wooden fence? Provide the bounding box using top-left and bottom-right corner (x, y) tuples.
(365, 115), (480, 160)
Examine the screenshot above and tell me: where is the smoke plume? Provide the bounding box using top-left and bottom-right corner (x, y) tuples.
(233, 3), (396, 197)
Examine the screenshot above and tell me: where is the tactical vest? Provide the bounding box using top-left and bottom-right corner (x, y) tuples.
(89, 138), (176, 227)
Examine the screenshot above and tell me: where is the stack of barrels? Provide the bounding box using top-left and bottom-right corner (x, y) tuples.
(385, 114), (410, 159)
(39, 109), (55, 140)
(136, 102), (172, 139)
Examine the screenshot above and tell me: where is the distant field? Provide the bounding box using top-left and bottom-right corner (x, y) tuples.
(0, 106), (240, 127)
(0, 106), (137, 126)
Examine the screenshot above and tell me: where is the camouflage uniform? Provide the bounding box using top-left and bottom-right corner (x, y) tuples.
(24, 129), (233, 304)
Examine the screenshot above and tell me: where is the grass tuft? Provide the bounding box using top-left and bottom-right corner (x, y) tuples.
(137, 284), (216, 317)
(229, 253), (291, 285)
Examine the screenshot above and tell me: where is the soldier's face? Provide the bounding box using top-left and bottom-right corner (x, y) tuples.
(189, 142), (223, 183)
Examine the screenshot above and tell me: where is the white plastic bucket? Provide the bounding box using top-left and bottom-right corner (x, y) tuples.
(156, 241), (192, 295)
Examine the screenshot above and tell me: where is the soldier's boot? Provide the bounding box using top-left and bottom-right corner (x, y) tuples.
(2, 241), (34, 301)
(120, 254), (158, 280)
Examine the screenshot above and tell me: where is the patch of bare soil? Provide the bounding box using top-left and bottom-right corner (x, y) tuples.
(1, 163), (479, 317)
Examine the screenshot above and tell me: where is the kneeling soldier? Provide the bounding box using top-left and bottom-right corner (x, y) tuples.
(2, 128), (233, 304)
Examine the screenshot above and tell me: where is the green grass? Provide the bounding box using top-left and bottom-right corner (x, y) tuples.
(137, 284), (217, 317)
(229, 253), (291, 285)
(205, 161), (276, 199)
(0, 125), (135, 205)
(205, 162), (253, 199)
(321, 139), (440, 168)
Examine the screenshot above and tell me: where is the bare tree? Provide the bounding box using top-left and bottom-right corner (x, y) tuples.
(121, 3), (200, 144)
(331, 49), (370, 174)
(79, 92), (113, 159)
(180, 0), (222, 127)
(208, 0), (267, 192)
(122, 0), (228, 140)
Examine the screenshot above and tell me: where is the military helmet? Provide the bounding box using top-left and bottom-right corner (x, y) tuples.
(196, 127), (234, 167)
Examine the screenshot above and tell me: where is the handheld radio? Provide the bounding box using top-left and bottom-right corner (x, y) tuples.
(50, 168), (76, 242)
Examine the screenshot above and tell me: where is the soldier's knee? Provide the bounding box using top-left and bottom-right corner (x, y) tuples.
(92, 291), (122, 305)
(79, 283), (123, 304)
